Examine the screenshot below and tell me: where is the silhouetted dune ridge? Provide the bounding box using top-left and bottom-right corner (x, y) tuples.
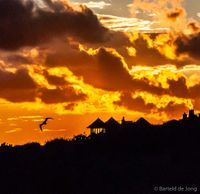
(0, 110), (200, 194)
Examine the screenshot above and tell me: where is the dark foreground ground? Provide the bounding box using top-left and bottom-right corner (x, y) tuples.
(0, 119), (200, 194)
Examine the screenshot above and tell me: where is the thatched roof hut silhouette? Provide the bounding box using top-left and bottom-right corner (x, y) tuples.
(87, 118), (105, 134)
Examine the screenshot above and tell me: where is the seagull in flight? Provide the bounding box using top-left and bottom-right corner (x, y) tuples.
(39, 117), (53, 131)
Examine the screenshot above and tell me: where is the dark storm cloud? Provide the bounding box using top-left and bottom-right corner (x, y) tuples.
(167, 76), (200, 99)
(0, 89), (37, 102)
(159, 101), (188, 119)
(122, 34), (191, 68)
(44, 71), (67, 86)
(175, 32), (200, 60)
(114, 92), (156, 113)
(114, 92), (188, 118)
(189, 84), (200, 98)
(0, 68), (37, 102)
(91, 48), (134, 91)
(167, 77), (189, 98)
(44, 38), (200, 100)
(39, 87), (87, 104)
(46, 47), (135, 91)
(0, 68), (36, 89)
(46, 46), (166, 94)
(0, 67), (87, 103)
(0, 0), (109, 50)
(127, 34), (170, 66)
(40, 70), (87, 104)
(5, 54), (33, 65)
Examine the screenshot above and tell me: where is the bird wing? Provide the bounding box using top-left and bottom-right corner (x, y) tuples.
(45, 117), (53, 122)
(39, 124), (43, 131)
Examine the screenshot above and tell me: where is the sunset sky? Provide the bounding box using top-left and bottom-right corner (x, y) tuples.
(1, 0), (200, 144)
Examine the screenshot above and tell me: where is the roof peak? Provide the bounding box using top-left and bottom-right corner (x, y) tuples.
(87, 118), (105, 128)
(136, 117), (150, 125)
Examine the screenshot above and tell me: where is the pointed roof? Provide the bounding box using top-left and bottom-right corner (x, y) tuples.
(87, 118), (105, 128)
(135, 117), (151, 126)
(105, 117), (120, 127)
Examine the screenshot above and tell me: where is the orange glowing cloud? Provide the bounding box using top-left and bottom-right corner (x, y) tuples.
(1, 0), (200, 145)
(129, 0), (187, 32)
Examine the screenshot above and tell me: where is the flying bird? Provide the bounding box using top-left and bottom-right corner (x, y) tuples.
(39, 117), (53, 131)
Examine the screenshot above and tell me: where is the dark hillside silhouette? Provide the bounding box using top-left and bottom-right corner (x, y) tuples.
(0, 109), (200, 193)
